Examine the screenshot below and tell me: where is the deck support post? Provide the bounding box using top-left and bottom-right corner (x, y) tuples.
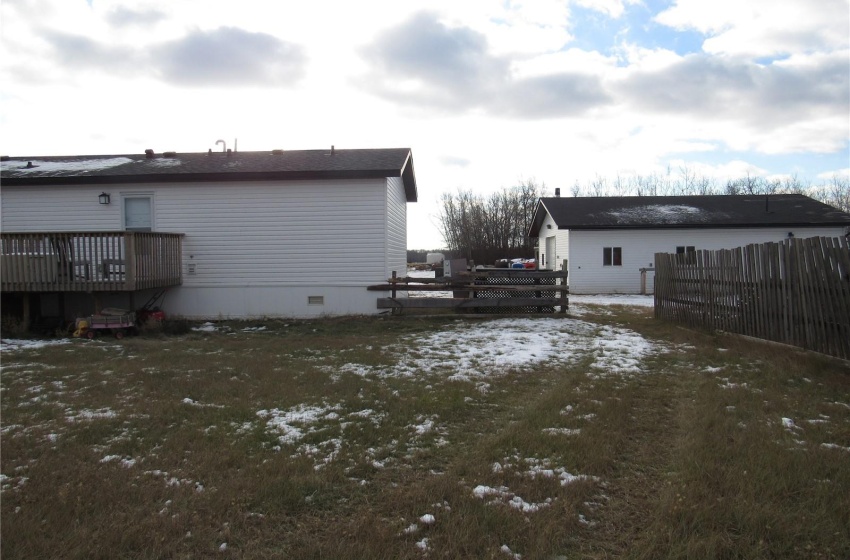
(21, 294), (31, 333)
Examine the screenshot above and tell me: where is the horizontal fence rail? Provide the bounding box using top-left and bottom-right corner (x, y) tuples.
(369, 268), (569, 313)
(1, 231), (184, 292)
(654, 236), (850, 360)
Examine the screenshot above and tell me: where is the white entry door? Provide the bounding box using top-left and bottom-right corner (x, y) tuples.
(545, 236), (556, 271)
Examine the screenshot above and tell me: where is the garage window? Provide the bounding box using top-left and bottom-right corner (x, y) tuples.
(603, 247), (622, 266)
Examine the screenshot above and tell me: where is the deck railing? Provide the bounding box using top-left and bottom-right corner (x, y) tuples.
(1, 231), (184, 292)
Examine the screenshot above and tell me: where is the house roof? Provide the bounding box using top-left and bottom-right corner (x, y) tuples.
(0, 148), (418, 202)
(529, 195), (850, 236)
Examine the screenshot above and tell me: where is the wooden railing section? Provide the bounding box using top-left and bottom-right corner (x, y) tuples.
(369, 268), (569, 313)
(654, 236), (850, 360)
(1, 231), (184, 292)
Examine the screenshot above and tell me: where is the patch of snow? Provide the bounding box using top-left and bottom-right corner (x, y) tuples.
(604, 204), (709, 225)
(181, 398), (224, 409)
(415, 538), (429, 551)
(192, 322), (219, 333)
(542, 428), (581, 436)
(5, 157), (133, 174)
(578, 514), (597, 527)
(1, 338), (72, 352)
(588, 325), (655, 377)
(570, 294), (654, 308)
(330, 316), (665, 385)
(472, 484), (552, 514)
(419, 513), (435, 524)
(258, 403), (339, 444)
(500, 544), (522, 559)
(413, 418), (435, 435)
(821, 443), (850, 452)
(66, 408), (117, 422)
(146, 158), (181, 168)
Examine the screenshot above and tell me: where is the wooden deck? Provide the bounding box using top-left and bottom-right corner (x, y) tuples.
(1, 231), (184, 292)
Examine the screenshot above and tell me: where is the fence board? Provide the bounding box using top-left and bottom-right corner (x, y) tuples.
(655, 237), (850, 361)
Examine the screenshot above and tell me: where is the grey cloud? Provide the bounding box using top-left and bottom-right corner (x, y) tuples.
(496, 73), (611, 118)
(360, 11), (610, 118)
(39, 30), (140, 74)
(106, 6), (166, 28)
(619, 53), (849, 127)
(366, 11), (508, 91)
(154, 27), (306, 87)
(34, 27), (306, 88)
(361, 11), (508, 110)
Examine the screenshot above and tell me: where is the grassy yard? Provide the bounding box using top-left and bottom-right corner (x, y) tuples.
(2, 305), (849, 559)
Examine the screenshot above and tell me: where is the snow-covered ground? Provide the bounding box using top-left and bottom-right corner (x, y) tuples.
(4, 299), (848, 558)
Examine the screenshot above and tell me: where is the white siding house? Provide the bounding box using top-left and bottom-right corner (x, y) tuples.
(530, 195), (850, 294)
(0, 148), (417, 319)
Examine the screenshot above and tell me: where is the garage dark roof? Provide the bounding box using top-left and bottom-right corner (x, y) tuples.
(0, 148), (417, 202)
(530, 195), (850, 236)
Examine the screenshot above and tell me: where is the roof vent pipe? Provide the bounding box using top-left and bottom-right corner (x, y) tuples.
(555, 188), (560, 197)
(331, 145), (335, 155)
(215, 139), (226, 153)
(234, 138), (238, 153)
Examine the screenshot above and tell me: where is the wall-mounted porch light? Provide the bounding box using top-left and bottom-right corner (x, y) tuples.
(98, 192), (111, 205)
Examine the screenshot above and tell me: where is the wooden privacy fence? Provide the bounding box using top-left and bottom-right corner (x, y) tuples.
(654, 236), (850, 360)
(1, 231), (184, 292)
(369, 268), (569, 313)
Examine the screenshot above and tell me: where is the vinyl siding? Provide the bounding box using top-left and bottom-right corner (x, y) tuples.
(1, 185), (122, 231)
(385, 177), (408, 280)
(536, 214), (569, 271)
(1, 178), (400, 318)
(569, 227), (848, 294)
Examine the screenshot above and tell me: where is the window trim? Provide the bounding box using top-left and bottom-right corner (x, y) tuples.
(676, 245), (696, 264)
(121, 193), (155, 232)
(603, 246), (622, 267)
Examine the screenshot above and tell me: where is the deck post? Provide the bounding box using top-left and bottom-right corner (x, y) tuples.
(21, 294), (31, 333)
(124, 232), (137, 291)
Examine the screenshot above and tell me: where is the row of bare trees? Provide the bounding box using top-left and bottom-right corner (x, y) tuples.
(570, 170), (849, 212)
(436, 171), (848, 255)
(437, 179), (543, 260)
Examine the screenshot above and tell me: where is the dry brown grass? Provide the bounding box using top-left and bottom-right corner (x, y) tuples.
(2, 310), (849, 559)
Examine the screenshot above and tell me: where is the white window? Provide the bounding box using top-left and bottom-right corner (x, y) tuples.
(123, 196), (153, 232)
(676, 246), (696, 264)
(603, 247), (622, 266)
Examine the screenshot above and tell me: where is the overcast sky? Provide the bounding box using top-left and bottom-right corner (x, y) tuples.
(2, 0), (848, 249)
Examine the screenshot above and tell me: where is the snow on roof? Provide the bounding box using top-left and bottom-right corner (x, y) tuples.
(144, 158), (182, 168)
(603, 204), (712, 225)
(1, 157), (134, 175)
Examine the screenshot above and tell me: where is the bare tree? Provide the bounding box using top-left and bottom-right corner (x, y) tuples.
(437, 179), (546, 258)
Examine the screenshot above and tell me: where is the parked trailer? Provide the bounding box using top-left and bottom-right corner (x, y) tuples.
(75, 311), (137, 339)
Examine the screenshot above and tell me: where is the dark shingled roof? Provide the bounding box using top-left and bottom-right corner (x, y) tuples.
(0, 148), (417, 202)
(530, 195), (850, 236)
